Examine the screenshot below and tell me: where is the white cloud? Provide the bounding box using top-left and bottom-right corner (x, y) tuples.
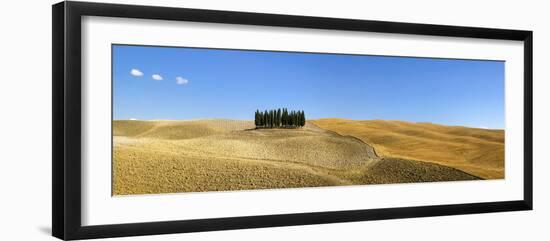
(176, 76), (189, 85)
(129, 118), (138, 121)
(130, 69), (143, 77)
(152, 74), (163, 81)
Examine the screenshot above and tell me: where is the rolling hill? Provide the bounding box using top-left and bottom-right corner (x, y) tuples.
(311, 118), (504, 179)
(113, 119), (481, 195)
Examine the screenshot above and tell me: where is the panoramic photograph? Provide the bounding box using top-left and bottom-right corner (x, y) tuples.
(112, 44), (505, 196)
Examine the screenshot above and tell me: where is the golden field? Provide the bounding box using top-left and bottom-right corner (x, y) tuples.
(311, 119), (504, 179)
(113, 119), (482, 195)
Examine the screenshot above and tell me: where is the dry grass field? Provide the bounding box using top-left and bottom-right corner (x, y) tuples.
(311, 118), (504, 179)
(113, 119), (481, 195)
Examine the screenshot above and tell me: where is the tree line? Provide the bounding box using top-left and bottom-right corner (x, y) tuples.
(255, 108), (305, 128)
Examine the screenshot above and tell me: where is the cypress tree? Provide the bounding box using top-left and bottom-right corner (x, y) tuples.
(258, 111), (263, 127)
(282, 109), (287, 127)
(262, 111), (266, 127)
(276, 108), (281, 127)
(271, 110), (275, 128)
(290, 109), (292, 127)
(300, 110), (306, 127)
(260, 111), (265, 126)
(272, 110), (276, 127)
(288, 111), (292, 126)
(268, 110), (271, 127)
(274, 110), (277, 127)
(264, 110), (269, 127)
(257, 110), (260, 127)
(270, 110), (274, 128)
(274, 109), (277, 127)
(255, 110), (259, 127)
(258, 111), (264, 127)
(266, 110), (269, 127)
(298, 110), (302, 127)
(260, 110), (264, 128)
(263, 110), (268, 128)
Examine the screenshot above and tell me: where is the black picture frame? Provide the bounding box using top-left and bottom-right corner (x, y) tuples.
(52, 1), (533, 240)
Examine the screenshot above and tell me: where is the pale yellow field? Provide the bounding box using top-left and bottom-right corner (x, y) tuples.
(311, 119), (504, 179)
(113, 119), (481, 195)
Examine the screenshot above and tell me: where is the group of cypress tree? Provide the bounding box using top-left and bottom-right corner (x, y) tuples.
(255, 108), (305, 128)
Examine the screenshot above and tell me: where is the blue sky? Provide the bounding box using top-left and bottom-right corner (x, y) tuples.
(113, 45), (505, 129)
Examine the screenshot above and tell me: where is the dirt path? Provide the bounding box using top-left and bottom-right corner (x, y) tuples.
(308, 122), (380, 159)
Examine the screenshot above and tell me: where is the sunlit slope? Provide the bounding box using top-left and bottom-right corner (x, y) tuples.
(310, 119), (504, 179)
(113, 120), (480, 195)
(113, 119), (253, 139)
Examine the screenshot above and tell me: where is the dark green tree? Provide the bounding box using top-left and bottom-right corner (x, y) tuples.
(276, 108), (282, 127)
(258, 110), (263, 127)
(260, 111), (265, 127)
(259, 110), (263, 127)
(282, 108), (287, 126)
(287, 110), (292, 126)
(273, 109), (277, 127)
(270, 110), (274, 128)
(254, 110), (259, 127)
(263, 110), (268, 127)
(268, 110), (271, 127)
(300, 110), (306, 127)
